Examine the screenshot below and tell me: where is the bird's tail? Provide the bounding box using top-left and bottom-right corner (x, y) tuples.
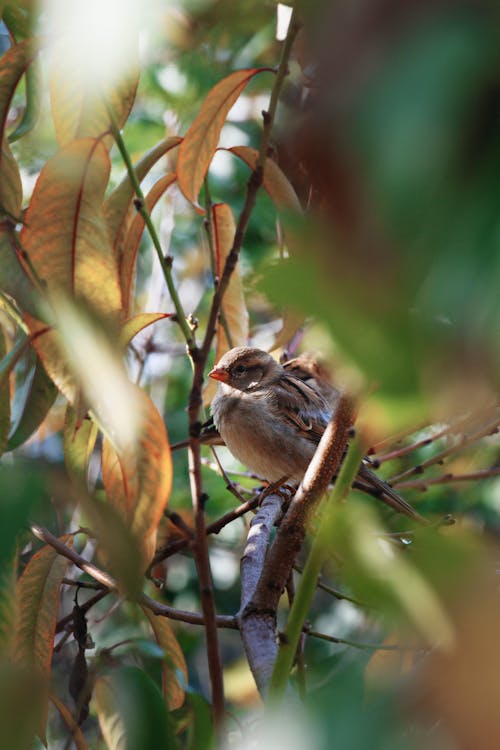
(357, 462), (426, 523)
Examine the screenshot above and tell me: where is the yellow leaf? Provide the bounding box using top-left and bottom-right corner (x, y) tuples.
(120, 313), (171, 350)
(229, 145), (302, 213)
(101, 388), (172, 564)
(203, 203), (249, 404)
(177, 68), (269, 208)
(120, 173), (176, 313)
(21, 138), (122, 319)
(142, 607), (187, 711)
(24, 315), (76, 403)
(94, 675), (126, 750)
(15, 537), (73, 742)
(50, 36), (139, 147)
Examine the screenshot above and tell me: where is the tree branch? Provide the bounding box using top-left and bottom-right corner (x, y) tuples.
(239, 395), (354, 698)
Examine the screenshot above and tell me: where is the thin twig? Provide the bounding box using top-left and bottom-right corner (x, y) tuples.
(397, 467), (500, 491)
(293, 564), (365, 607)
(389, 415), (500, 486)
(31, 524), (237, 629)
(306, 629), (426, 652)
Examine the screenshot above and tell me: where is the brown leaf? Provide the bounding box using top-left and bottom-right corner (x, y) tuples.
(101, 387), (172, 563)
(177, 68), (268, 208)
(229, 145), (302, 213)
(142, 606), (188, 710)
(203, 203), (249, 404)
(49, 694), (89, 750)
(21, 138), (122, 319)
(49, 37), (139, 147)
(120, 173), (176, 313)
(0, 138), (22, 219)
(15, 537), (73, 742)
(0, 40), (37, 218)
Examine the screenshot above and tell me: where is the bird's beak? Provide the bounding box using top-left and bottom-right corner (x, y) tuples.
(208, 367), (229, 383)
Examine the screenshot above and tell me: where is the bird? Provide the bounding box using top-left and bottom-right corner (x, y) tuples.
(208, 346), (423, 521)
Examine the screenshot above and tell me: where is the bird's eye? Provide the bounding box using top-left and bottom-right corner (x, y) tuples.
(234, 364), (246, 374)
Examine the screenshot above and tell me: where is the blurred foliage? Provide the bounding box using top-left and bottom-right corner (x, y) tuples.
(0, 0), (498, 748)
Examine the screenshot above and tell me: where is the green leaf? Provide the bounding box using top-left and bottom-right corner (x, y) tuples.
(63, 406), (98, 485)
(6, 352), (58, 452)
(185, 692), (215, 750)
(0, 333), (31, 395)
(0, 226), (39, 316)
(95, 666), (176, 750)
(0, 662), (43, 750)
(0, 326), (10, 454)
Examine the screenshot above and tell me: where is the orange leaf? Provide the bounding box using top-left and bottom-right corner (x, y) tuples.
(120, 312), (171, 350)
(203, 203), (248, 404)
(177, 68), (269, 208)
(229, 145), (302, 213)
(0, 41), (37, 138)
(49, 694), (89, 750)
(50, 37), (139, 148)
(142, 607), (188, 711)
(104, 136), (181, 257)
(15, 537), (73, 742)
(101, 388), (172, 562)
(21, 138), (122, 319)
(120, 173), (176, 313)
(0, 138), (22, 218)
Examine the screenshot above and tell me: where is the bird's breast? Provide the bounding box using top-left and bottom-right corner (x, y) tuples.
(211, 388), (314, 483)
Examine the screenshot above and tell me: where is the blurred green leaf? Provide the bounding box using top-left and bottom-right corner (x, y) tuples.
(185, 691), (215, 750)
(0, 326), (9, 453)
(95, 666), (176, 750)
(0, 662), (43, 750)
(6, 351), (58, 451)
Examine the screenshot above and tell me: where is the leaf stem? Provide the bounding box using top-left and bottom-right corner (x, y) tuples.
(107, 112), (196, 352)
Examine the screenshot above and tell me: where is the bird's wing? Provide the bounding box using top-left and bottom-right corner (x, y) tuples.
(272, 374), (331, 444)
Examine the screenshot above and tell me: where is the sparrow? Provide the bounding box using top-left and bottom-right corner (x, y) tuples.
(208, 346), (423, 521)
